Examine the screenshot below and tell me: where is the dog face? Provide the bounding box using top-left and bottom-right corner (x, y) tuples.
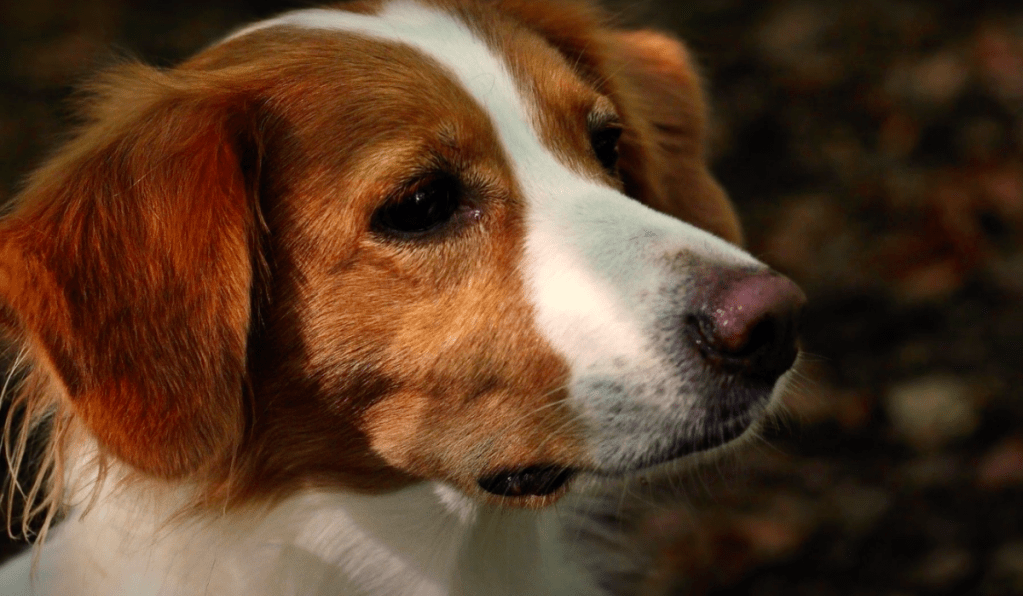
(0, 0), (802, 508)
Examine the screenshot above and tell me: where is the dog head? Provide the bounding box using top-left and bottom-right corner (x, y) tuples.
(0, 0), (803, 508)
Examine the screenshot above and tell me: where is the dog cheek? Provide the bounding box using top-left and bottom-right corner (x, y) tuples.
(362, 391), (434, 471)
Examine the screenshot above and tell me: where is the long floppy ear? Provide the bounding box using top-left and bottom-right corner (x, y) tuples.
(496, 0), (743, 244)
(606, 30), (744, 245)
(0, 64), (258, 479)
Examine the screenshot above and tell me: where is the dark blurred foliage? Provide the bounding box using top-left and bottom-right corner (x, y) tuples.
(1, 1), (1022, 594)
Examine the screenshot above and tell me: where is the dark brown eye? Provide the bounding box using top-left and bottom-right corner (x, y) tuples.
(591, 125), (622, 173)
(372, 175), (461, 236)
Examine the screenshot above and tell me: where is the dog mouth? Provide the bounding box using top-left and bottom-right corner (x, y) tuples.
(475, 367), (781, 498)
(476, 412), (758, 498)
(477, 465), (576, 497)
(634, 412), (760, 470)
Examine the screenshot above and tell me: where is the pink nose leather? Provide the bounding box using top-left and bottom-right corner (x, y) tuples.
(687, 270), (805, 380)
(712, 272), (805, 354)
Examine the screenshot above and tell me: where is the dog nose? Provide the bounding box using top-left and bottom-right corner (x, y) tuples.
(686, 270), (806, 381)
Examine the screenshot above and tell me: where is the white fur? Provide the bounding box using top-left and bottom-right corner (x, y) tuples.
(1, 1), (781, 594)
(1, 5), (613, 595)
(231, 0), (765, 471)
(1, 456), (603, 596)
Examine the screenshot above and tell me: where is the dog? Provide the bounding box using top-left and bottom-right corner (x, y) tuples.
(0, 1), (805, 594)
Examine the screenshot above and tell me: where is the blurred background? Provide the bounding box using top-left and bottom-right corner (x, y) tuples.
(1, 0), (1021, 594)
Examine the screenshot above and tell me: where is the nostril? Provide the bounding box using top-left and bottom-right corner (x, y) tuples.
(742, 315), (783, 358)
(686, 270), (805, 381)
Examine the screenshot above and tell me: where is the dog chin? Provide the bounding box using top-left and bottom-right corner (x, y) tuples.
(597, 365), (802, 484)
(473, 406), (767, 504)
(471, 357), (800, 505)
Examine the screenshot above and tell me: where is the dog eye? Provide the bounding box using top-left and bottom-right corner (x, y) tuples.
(373, 175), (462, 236)
(591, 125), (622, 173)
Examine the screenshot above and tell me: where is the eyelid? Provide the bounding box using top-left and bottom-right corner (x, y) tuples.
(381, 157), (454, 205)
(387, 174), (438, 204)
(587, 96), (621, 131)
(587, 112), (621, 133)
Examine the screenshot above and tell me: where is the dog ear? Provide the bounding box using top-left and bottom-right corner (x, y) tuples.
(0, 64), (260, 479)
(496, 0), (743, 243)
(605, 29), (744, 245)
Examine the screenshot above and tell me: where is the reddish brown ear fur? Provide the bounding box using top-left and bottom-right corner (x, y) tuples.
(608, 30), (744, 244)
(0, 64), (256, 479)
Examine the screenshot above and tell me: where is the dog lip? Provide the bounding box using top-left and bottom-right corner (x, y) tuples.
(477, 465), (576, 497)
(656, 413), (755, 461)
(591, 412), (760, 477)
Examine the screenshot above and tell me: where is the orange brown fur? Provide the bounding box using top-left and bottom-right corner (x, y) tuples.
(0, 0), (740, 526)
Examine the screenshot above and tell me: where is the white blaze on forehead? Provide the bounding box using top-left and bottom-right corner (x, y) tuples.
(228, 0), (761, 459)
(226, 1), (524, 130)
(225, 0), (665, 358)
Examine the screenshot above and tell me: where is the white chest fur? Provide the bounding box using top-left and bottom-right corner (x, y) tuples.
(0, 480), (611, 596)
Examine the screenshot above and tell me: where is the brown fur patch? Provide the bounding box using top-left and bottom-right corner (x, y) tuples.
(0, 65), (254, 479)
(0, 0), (744, 516)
